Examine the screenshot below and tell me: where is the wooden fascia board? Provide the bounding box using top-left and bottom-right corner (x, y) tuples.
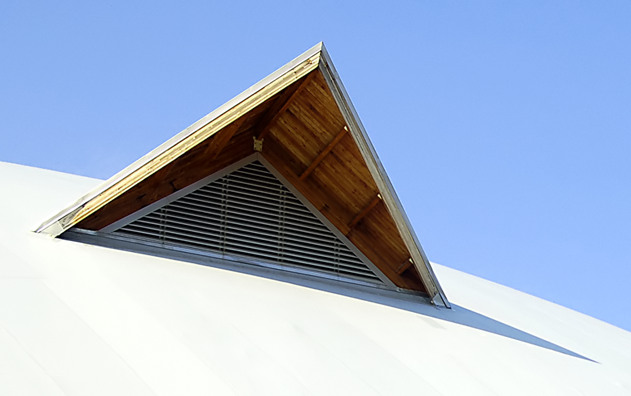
(316, 45), (450, 308)
(36, 43), (324, 236)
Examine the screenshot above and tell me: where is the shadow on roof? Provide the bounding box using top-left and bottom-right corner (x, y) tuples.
(313, 282), (596, 363)
(63, 229), (594, 363)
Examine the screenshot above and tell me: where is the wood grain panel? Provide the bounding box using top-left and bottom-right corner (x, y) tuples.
(261, 69), (426, 292)
(255, 73), (315, 139)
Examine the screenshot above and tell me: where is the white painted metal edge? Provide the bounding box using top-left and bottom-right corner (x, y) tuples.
(36, 43), (325, 236)
(317, 44), (450, 308)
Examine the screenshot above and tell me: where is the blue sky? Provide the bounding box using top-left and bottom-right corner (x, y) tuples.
(2, 1), (630, 331)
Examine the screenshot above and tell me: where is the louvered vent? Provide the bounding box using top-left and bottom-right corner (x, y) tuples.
(113, 161), (384, 285)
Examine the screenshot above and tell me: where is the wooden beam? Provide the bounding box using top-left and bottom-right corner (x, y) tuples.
(203, 116), (247, 161)
(348, 193), (381, 229)
(396, 258), (413, 275)
(299, 125), (347, 181)
(256, 72), (316, 140)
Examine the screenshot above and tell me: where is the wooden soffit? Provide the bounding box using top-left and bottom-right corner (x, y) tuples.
(37, 43), (449, 307)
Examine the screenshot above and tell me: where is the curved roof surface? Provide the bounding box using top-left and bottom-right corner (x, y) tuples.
(2, 161), (631, 395)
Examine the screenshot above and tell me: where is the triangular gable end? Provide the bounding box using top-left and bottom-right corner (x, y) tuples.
(37, 43), (449, 307)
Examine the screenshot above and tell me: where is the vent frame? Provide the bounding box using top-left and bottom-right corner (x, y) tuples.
(102, 153), (395, 288)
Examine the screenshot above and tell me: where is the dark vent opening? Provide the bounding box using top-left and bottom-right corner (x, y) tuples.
(113, 161), (384, 285)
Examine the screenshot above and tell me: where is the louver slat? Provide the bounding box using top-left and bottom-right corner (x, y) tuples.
(114, 161), (384, 285)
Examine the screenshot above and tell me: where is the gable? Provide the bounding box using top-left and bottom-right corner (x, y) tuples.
(36, 43), (449, 306)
